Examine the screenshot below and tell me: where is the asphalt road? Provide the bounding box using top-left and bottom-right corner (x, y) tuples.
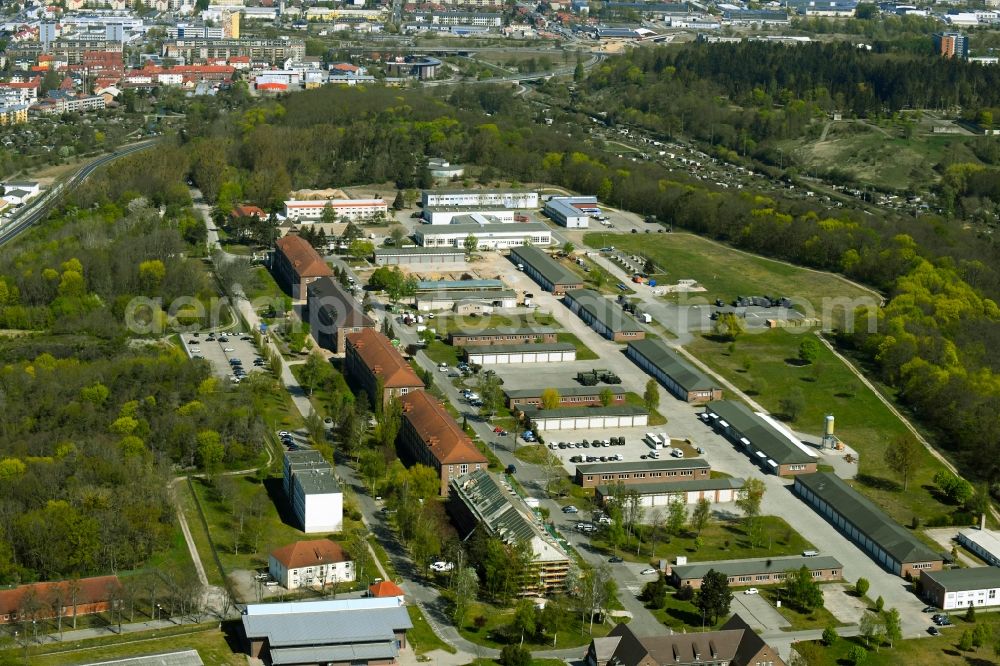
(0, 139), (160, 248)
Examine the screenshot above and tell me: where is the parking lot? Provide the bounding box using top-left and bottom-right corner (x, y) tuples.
(180, 331), (263, 383)
(541, 428), (704, 472)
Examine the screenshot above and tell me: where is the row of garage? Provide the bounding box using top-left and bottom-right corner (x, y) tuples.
(464, 343), (577, 365)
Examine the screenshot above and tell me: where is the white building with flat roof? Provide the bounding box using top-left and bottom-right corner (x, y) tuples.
(415, 220), (551, 250)
(283, 450), (343, 533)
(283, 198), (388, 222)
(958, 528), (1000, 567)
(421, 189), (538, 209)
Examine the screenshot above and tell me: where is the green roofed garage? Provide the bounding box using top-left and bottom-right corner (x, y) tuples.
(793, 472), (943, 578)
(627, 338), (723, 403)
(702, 400), (817, 476)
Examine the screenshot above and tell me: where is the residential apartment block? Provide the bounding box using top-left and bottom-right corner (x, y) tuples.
(283, 198), (388, 222)
(399, 389), (488, 496)
(575, 458), (711, 488)
(345, 329), (424, 409)
(273, 234), (333, 301)
(283, 450), (343, 533)
(306, 277), (375, 354)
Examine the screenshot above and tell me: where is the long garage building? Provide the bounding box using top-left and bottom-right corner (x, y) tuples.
(702, 401), (818, 476)
(793, 472), (943, 578)
(464, 343), (576, 365)
(564, 288), (645, 342)
(575, 458), (710, 488)
(522, 405), (648, 432)
(627, 338), (723, 403)
(595, 477), (745, 507)
(510, 245), (585, 294)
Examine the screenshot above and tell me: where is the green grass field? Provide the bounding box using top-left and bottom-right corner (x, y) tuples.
(457, 599), (613, 649)
(407, 605), (457, 655)
(685, 329), (956, 525)
(4, 624), (243, 666)
(592, 515), (814, 565)
(793, 611), (1000, 665)
(784, 120), (982, 192)
(582, 232), (875, 316)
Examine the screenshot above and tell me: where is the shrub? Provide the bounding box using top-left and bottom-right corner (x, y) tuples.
(500, 644), (532, 666)
(822, 626), (839, 646)
(855, 578), (870, 597)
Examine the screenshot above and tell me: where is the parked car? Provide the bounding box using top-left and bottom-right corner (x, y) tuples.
(505, 464), (517, 475)
(430, 561), (455, 573)
(609, 556), (623, 563)
(640, 568), (658, 575)
(743, 588), (759, 595)
(562, 505), (579, 514)
(922, 606), (938, 613)
(928, 626), (940, 636)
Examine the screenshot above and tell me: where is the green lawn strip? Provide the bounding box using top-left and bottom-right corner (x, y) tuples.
(592, 515), (814, 564)
(513, 444), (551, 465)
(793, 611), (1000, 665)
(646, 591), (729, 631)
(623, 392), (666, 426)
(244, 266), (287, 303)
(557, 332), (600, 360)
(456, 600), (611, 650)
(7, 624), (242, 666)
(431, 313), (559, 337)
(188, 474), (317, 575)
(759, 586), (846, 631)
(144, 517), (199, 576)
(177, 480), (225, 587)
(367, 535), (399, 580)
(407, 605), (457, 655)
(423, 339), (461, 367)
(581, 232), (872, 312)
(684, 329), (955, 525)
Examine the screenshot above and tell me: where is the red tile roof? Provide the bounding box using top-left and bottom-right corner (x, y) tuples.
(369, 580), (404, 598)
(0, 576), (120, 617)
(275, 234), (333, 279)
(231, 205), (265, 219)
(401, 390), (488, 466)
(270, 539), (350, 570)
(346, 329), (424, 390)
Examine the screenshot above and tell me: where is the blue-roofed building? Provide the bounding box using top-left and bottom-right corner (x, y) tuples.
(242, 597), (412, 665)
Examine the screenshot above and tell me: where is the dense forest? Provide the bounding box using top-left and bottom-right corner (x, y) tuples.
(0, 160), (268, 584)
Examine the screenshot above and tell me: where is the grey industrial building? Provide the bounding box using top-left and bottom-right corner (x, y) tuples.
(464, 342), (577, 365)
(564, 289), (646, 342)
(241, 598), (412, 665)
(372, 247), (466, 265)
(793, 472), (944, 578)
(509, 245), (585, 294)
(627, 339), (723, 403)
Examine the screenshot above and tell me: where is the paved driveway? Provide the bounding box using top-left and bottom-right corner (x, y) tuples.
(730, 592), (789, 631)
(822, 583), (867, 624)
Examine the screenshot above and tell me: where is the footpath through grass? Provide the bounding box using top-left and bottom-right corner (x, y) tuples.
(685, 329), (956, 526)
(582, 232), (874, 315)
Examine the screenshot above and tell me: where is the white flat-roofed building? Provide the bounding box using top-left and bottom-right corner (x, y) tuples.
(958, 528), (1000, 567)
(921, 568), (1000, 611)
(421, 189), (538, 209)
(283, 198), (388, 222)
(544, 196), (597, 228)
(422, 206), (515, 224)
(415, 221), (551, 250)
(283, 450), (343, 533)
